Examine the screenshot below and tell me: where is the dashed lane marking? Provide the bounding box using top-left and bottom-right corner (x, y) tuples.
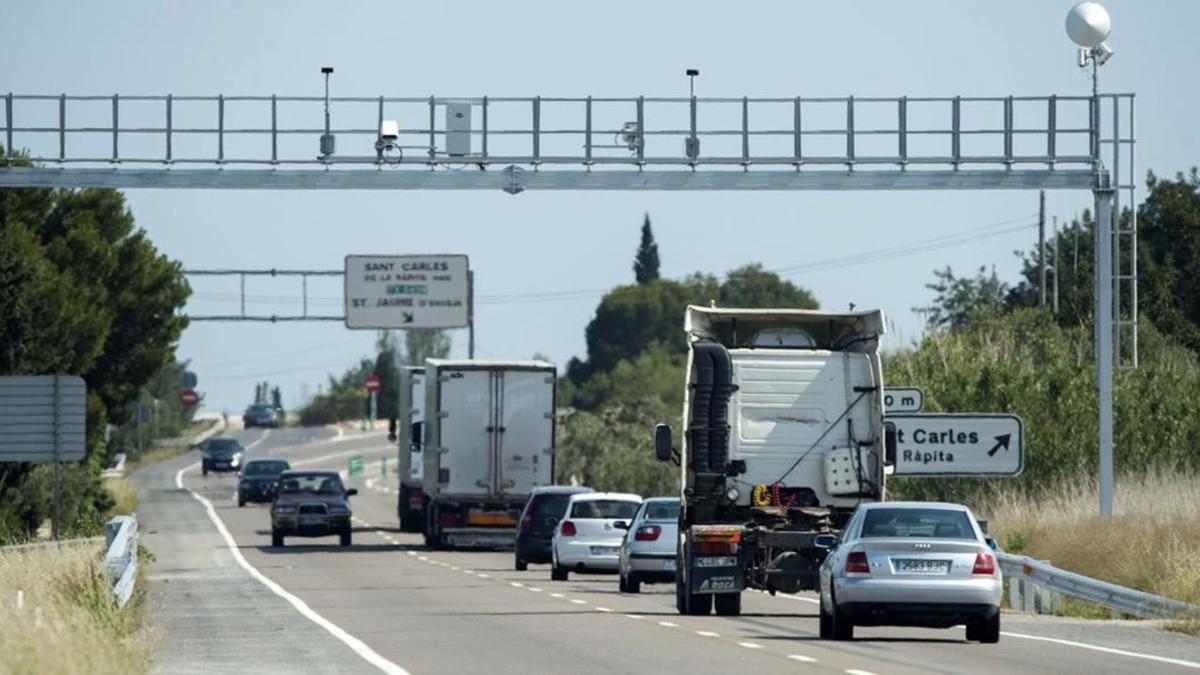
(696, 631), (720, 638)
(738, 642), (764, 650)
(658, 621), (678, 628)
(788, 654), (818, 663)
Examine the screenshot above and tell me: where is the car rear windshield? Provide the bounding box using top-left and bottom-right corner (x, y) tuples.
(861, 508), (976, 540)
(531, 495), (571, 520)
(278, 474), (345, 495)
(245, 461), (288, 476)
(570, 500), (639, 519)
(642, 501), (680, 521)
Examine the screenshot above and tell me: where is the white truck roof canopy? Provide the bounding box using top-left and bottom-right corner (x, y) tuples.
(684, 305), (885, 353)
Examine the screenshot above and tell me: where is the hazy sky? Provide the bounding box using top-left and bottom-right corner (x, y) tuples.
(3, 1), (1197, 413)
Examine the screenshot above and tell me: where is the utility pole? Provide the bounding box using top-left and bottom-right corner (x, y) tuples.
(1038, 191), (1047, 307)
(1052, 216), (1060, 314)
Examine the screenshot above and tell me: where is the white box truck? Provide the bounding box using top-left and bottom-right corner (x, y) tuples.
(391, 366), (427, 533)
(654, 306), (888, 616)
(422, 359), (557, 549)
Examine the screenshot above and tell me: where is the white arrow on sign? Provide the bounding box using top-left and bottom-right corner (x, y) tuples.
(883, 387), (924, 413)
(888, 413), (1024, 477)
(344, 254), (469, 330)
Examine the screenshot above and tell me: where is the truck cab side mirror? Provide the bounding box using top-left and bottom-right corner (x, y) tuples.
(411, 421), (424, 447)
(654, 424), (673, 462)
(387, 417), (398, 442)
(884, 421), (897, 466)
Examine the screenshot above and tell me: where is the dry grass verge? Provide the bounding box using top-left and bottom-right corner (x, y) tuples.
(978, 469), (1200, 635)
(0, 542), (150, 674)
(104, 476), (139, 516)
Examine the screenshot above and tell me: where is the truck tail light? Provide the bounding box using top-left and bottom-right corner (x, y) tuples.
(972, 552), (996, 575)
(845, 551), (870, 575)
(438, 511), (462, 527)
(635, 525), (661, 541)
(560, 520), (577, 537)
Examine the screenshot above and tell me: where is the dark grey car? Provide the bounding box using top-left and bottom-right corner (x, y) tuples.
(238, 459), (291, 507)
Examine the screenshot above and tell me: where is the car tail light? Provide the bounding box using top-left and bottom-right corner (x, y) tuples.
(845, 551), (870, 575)
(560, 520), (577, 537)
(972, 552), (996, 575)
(635, 525), (661, 541)
(438, 511), (462, 527)
(520, 512), (533, 532)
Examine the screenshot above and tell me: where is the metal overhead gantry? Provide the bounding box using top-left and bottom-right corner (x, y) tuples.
(2, 91), (1127, 194)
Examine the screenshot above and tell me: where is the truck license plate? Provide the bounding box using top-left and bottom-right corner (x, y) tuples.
(896, 559), (949, 574)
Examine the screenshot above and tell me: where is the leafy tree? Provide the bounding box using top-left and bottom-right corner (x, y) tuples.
(920, 266), (1009, 330)
(719, 263), (818, 309)
(633, 213), (661, 284)
(0, 151), (190, 540)
(403, 329), (451, 366)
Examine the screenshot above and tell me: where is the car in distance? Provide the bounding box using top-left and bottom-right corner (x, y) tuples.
(817, 501), (1002, 643)
(270, 470), (358, 547)
(618, 497), (680, 593)
(201, 437), (245, 477)
(515, 486), (593, 571)
(243, 403), (280, 429)
(237, 459), (291, 507)
(550, 492), (642, 581)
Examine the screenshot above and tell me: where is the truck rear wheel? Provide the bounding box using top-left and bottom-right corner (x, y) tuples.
(714, 592), (742, 616)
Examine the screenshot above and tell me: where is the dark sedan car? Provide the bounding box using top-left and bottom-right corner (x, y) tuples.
(238, 459), (291, 507)
(514, 486), (593, 570)
(243, 403), (280, 429)
(270, 471), (358, 547)
(201, 437), (244, 477)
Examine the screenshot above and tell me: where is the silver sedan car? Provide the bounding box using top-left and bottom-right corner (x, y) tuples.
(817, 501), (1002, 643)
(617, 497), (680, 593)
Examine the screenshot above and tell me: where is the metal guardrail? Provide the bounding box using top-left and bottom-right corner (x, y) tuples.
(997, 551), (1200, 620)
(103, 514), (138, 609)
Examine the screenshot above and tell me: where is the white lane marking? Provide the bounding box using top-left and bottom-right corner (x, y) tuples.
(528, 587), (543, 593)
(417, 556), (428, 562)
(477, 573), (491, 579)
(595, 607), (613, 613)
(696, 630), (720, 637)
(406, 551), (416, 556)
(738, 641), (764, 650)
(625, 614), (644, 620)
(570, 599), (587, 605)
(510, 582), (524, 588)
(658, 621), (678, 628)
(462, 569), (474, 574)
(174, 462), (409, 675)
(1001, 631), (1200, 670)
(760, 589), (820, 604)
(845, 670), (877, 675)
(549, 593), (565, 599)
(449, 566), (460, 571)
(788, 654), (818, 663)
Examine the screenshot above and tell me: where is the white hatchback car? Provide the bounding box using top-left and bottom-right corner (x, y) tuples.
(618, 497), (680, 593)
(550, 493), (642, 581)
(818, 501), (1003, 643)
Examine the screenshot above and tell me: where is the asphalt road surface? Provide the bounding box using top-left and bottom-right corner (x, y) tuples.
(134, 428), (1200, 675)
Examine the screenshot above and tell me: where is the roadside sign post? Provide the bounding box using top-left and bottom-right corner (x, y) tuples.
(365, 374), (381, 427)
(883, 387), (924, 414)
(0, 376), (87, 539)
(179, 389), (199, 407)
(888, 413), (1024, 477)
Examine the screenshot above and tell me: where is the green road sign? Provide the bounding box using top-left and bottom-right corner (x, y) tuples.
(348, 455), (364, 476)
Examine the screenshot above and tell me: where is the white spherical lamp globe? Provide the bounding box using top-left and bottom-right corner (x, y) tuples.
(1066, 2), (1112, 48)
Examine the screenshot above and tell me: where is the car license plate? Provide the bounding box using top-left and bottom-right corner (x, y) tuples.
(695, 556), (738, 568)
(300, 516), (323, 526)
(896, 559), (950, 574)
(590, 546), (619, 556)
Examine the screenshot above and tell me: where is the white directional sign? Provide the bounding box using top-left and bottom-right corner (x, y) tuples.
(883, 387), (924, 413)
(889, 413), (1023, 477)
(344, 255), (469, 329)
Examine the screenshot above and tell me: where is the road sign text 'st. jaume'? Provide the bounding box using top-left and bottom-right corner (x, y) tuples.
(344, 255), (469, 330)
